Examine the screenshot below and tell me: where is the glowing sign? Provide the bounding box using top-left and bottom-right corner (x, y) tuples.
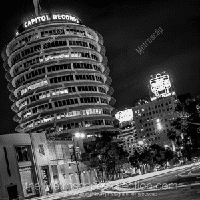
(20, 80), (48, 96)
(44, 53), (81, 62)
(44, 54), (70, 62)
(115, 109), (133, 123)
(150, 72), (175, 100)
(22, 13), (81, 29)
(24, 15), (51, 28)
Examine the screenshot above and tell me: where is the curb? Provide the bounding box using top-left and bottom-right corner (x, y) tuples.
(30, 162), (200, 200)
(102, 162), (200, 192)
(112, 163), (199, 183)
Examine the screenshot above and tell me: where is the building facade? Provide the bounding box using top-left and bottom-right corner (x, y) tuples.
(118, 121), (137, 155)
(0, 133), (35, 200)
(0, 133), (97, 200)
(132, 96), (177, 147)
(1, 13), (116, 140)
(115, 109), (137, 155)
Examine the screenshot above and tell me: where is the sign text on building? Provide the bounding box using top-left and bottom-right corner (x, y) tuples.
(24, 13), (81, 28)
(149, 72), (175, 101)
(115, 109), (133, 123)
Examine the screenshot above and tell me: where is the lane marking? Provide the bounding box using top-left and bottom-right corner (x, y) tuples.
(102, 182), (200, 195)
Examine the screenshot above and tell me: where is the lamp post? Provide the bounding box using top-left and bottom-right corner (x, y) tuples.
(72, 133), (85, 186)
(164, 144), (169, 149)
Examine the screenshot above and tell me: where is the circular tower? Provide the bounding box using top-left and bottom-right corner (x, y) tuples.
(2, 13), (117, 139)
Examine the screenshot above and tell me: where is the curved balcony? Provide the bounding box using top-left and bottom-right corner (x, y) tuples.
(107, 86), (114, 96)
(111, 108), (118, 116)
(2, 14), (116, 137)
(1, 46), (7, 61)
(9, 93), (17, 102)
(5, 72), (12, 82)
(105, 76), (112, 86)
(7, 82), (15, 92)
(109, 97), (116, 106)
(3, 60), (9, 71)
(13, 114), (21, 123)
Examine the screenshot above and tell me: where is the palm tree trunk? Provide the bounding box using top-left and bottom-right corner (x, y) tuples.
(171, 140), (176, 152)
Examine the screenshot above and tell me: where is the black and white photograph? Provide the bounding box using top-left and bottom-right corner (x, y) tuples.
(0, 0), (200, 199)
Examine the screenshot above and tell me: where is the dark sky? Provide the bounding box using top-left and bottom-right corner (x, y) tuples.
(0, 0), (199, 133)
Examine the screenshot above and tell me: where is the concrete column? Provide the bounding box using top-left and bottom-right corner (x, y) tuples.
(56, 165), (62, 192)
(86, 171), (90, 185)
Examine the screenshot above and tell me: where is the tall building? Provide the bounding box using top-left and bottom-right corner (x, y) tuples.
(130, 72), (177, 148)
(1, 13), (117, 139)
(132, 95), (177, 147)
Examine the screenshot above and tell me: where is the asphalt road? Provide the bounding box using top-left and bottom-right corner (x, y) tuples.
(65, 164), (200, 200)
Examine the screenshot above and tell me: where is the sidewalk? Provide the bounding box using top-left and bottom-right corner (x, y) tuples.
(30, 162), (200, 200)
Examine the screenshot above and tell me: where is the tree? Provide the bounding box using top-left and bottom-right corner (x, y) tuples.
(129, 143), (175, 172)
(164, 148), (174, 161)
(81, 134), (129, 181)
(129, 149), (140, 168)
(169, 96), (200, 159)
(167, 128), (182, 151)
(139, 147), (152, 164)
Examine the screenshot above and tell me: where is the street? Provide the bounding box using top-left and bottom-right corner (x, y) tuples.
(64, 163), (200, 200)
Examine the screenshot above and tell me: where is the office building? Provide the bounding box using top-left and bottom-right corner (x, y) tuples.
(115, 109), (137, 155)
(132, 96), (177, 147)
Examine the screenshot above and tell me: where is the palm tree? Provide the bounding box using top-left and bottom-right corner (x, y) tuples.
(167, 128), (178, 151)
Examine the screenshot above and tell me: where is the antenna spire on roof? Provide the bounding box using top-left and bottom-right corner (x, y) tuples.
(33, 0), (41, 16)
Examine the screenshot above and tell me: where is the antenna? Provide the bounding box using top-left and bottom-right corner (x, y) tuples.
(33, 0), (41, 16)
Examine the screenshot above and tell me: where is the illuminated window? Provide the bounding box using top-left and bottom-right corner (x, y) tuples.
(15, 146), (31, 162)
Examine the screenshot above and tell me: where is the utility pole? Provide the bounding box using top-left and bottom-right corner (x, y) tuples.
(72, 137), (82, 185)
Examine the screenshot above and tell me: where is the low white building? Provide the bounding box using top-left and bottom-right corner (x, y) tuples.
(118, 126), (137, 155)
(0, 133), (33, 200)
(0, 133), (97, 200)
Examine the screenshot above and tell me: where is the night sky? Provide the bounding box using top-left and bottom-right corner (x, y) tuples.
(0, 0), (199, 133)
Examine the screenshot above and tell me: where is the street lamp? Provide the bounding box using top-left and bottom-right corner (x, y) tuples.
(164, 144), (169, 149)
(72, 132), (85, 186)
(138, 140), (144, 145)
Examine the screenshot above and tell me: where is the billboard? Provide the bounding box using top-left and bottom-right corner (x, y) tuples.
(17, 13), (82, 34)
(149, 72), (175, 101)
(115, 109), (133, 123)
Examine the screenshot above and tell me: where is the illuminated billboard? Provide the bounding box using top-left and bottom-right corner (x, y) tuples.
(149, 72), (175, 101)
(115, 109), (133, 123)
(17, 13), (82, 34)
